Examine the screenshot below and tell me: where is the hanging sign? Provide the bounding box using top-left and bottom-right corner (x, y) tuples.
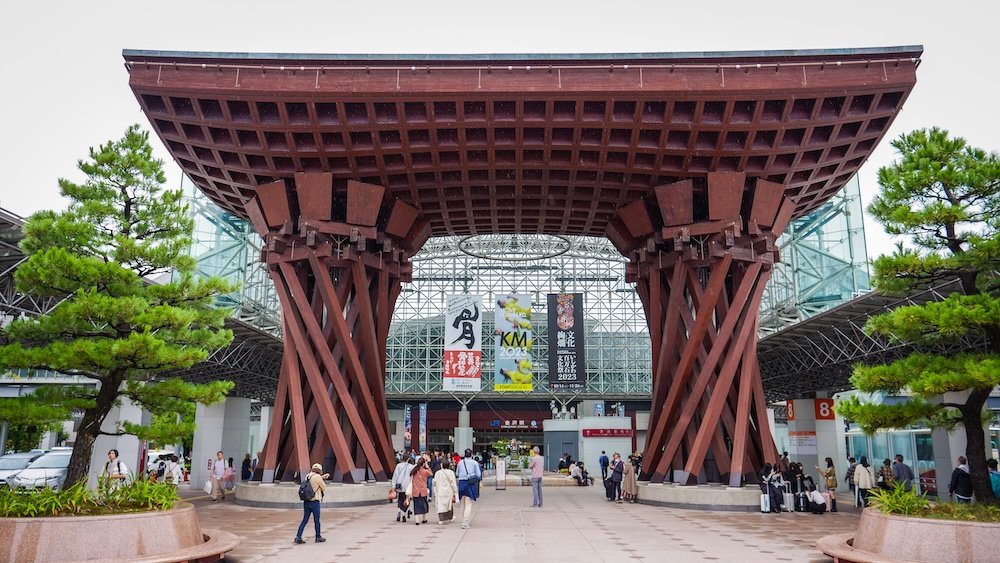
(403, 404), (412, 451)
(443, 295), (483, 392)
(494, 293), (533, 392)
(547, 293), (586, 391)
(418, 403), (427, 452)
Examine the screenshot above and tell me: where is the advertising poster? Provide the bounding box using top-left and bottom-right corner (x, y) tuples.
(789, 431), (818, 455)
(418, 403), (427, 453)
(443, 294), (483, 392)
(547, 292), (586, 391)
(403, 404), (412, 451)
(494, 293), (533, 392)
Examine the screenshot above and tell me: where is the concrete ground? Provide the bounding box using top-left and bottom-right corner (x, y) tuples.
(184, 483), (859, 563)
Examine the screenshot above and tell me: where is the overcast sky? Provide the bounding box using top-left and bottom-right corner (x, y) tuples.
(1, 0), (996, 261)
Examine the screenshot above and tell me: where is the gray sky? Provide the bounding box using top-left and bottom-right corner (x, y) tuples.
(1, 0), (996, 261)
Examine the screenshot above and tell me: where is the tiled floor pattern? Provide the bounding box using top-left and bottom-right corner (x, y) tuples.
(188, 485), (858, 562)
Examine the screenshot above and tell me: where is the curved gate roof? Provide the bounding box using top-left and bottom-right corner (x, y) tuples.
(124, 46), (921, 237)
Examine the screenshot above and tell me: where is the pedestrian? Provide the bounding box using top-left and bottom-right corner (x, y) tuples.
(891, 455), (914, 491)
(622, 455), (638, 503)
(165, 454), (183, 487)
(211, 451), (227, 502)
(103, 449), (130, 491)
(408, 457), (433, 525)
(987, 458), (1000, 499)
(949, 456), (973, 504)
(610, 452), (625, 502)
(241, 453), (252, 481)
(433, 459), (459, 524)
(598, 450), (609, 481)
(816, 457), (837, 493)
(391, 456), (415, 523)
(224, 457), (236, 491)
(428, 451), (441, 501)
(778, 451), (791, 478)
(293, 463), (329, 544)
(877, 459), (895, 490)
(845, 457), (858, 499)
(456, 448), (482, 529)
(529, 446), (544, 507)
(854, 456), (875, 507)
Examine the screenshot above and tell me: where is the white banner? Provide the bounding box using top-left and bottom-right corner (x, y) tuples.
(443, 294), (482, 392)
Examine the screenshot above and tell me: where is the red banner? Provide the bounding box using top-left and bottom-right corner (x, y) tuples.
(582, 429), (633, 438)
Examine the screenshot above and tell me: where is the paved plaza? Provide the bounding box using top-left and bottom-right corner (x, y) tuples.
(186, 484), (859, 562)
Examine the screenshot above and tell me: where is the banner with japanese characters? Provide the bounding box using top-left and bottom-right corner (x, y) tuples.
(443, 294), (483, 392)
(418, 403), (427, 452)
(494, 293), (533, 392)
(403, 404), (412, 451)
(547, 293), (586, 391)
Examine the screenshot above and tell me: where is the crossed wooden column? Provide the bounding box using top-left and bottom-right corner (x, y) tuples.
(245, 173), (430, 483)
(607, 172), (793, 486)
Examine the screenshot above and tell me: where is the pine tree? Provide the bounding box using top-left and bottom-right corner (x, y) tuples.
(837, 127), (1000, 504)
(0, 125), (234, 486)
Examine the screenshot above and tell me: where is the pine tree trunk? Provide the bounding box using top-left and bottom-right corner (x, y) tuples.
(63, 380), (120, 487)
(963, 388), (997, 505)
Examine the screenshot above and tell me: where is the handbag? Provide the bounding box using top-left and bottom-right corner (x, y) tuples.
(203, 480), (213, 494)
(388, 488), (398, 501)
(463, 460), (481, 484)
(439, 508), (454, 522)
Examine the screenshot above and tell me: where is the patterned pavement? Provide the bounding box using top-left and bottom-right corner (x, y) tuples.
(184, 483), (859, 562)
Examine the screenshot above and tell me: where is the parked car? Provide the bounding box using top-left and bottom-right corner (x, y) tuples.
(0, 452), (45, 487)
(8, 450), (72, 491)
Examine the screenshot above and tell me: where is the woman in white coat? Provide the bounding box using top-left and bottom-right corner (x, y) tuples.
(432, 459), (459, 524)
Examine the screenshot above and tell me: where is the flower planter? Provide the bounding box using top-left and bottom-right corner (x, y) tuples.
(818, 507), (1000, 563)
(0, 502), (237, 562)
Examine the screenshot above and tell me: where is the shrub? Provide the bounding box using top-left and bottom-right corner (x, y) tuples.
(868, 482), (1000, 522)
(0, 476), (178, 518)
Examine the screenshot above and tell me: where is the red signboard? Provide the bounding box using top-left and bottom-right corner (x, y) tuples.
(582, 429), (633, 438)
(815, 398), (835, 420)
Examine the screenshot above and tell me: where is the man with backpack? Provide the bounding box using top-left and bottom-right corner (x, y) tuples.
(598, 451), (609, 481)
(295, 463), (330, 544)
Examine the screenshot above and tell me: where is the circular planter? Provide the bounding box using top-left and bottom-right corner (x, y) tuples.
(818, 508), (1000, 563)
(0, 502), (238, 562)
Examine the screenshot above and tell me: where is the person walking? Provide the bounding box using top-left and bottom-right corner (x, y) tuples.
(609, 453), (625, 502)
(598, 451), (609, 481)
(853, 456), (875, 507)
(892, 455), (914, 491)
(241, 453), (252, 481)
(391, 456), (415, 523)
(408, 457), (433, 525)
(224, 457), (236, 491)
(877, 459), (895, 490)
(622, 455), (638, 503)
(428, 450), (442, 501)
(103, 449), (130, 491)
(987, 458), (1000, 499)
(211, 451), (227, 502)
(293, 463), (329, 544)
(529, 446), (544, 508)
(164, 455), (183, 487)
(456, 448), (482, 529)
(433, 459), (459, 524)
(949, 456), (973, 503)
(845, 457), (858, 499)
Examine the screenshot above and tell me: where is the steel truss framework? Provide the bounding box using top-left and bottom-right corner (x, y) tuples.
(757, 279), (987, 403)
(759, 176), (869, 335)
(0, 209), (62, 322)
(386, 234), (651, 400)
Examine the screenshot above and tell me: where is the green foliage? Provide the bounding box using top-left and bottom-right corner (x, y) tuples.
(0, 386), (80, 452)
(867, 483), (931, 516)
(0, 125), (235, 486)
(922, 502), (1000, 522)
(0, 477), (178, 517)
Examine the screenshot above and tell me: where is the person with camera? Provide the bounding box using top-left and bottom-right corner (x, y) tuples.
(456, 448), (482, 529)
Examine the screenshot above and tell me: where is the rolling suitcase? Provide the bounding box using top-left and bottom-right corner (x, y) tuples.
(760, 493), (770, 513)
(603, 478), (615, 501)
(795, 492), (809, 512)
(783, 492), (795, 512)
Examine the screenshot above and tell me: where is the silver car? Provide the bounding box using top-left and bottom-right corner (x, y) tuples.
(0, 452), (44, 487)
(8, 450), (72, 490)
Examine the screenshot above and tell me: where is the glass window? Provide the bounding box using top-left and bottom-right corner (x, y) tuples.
(890, 432), (912, 464)
(870, 433), (890, 464)
(914, 432), (936, 496)
(849, 433), (869, 461)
